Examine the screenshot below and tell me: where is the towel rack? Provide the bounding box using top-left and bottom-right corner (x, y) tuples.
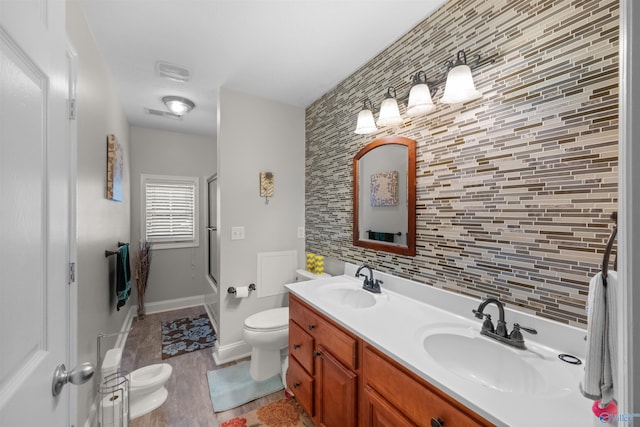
(105, 242), (128, 258)
(601, 212), (617, 287)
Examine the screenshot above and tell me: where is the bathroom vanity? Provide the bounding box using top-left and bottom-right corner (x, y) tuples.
(285, 266), (592, 427)
(288, 294), (492, 426)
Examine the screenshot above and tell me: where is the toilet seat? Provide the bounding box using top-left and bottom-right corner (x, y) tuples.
(244, 307), (289, 332)
(129, 363), (173, 391)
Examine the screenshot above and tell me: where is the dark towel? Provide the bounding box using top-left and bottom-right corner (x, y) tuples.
(367, 231), (395, 242)
(116, 243), (131, 311)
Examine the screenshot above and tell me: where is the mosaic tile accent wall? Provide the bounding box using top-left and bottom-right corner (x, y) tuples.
(305, 0), (618, 327)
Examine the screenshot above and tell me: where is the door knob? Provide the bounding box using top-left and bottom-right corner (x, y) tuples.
(52, 362), (95, 396)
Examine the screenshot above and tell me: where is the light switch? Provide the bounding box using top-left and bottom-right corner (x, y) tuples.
(297, 226), (305, 239)
(231, 226), (245, 240)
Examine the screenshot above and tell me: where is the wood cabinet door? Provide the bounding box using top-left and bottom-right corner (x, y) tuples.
(315, 345), (357, 427)
(363, 385), (416, 427)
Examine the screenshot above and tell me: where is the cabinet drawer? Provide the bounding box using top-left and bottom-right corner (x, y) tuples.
(289, 321), (314, 374)
(289, 295), (357, 370)
(287, 356), (314, 417)
(363, 345), (493, 427)
(314, 316), (357, 370)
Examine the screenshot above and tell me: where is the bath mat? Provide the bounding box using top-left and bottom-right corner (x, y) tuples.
(220, 398), (313, 427)
(207, 361), (284, 412)
(161, 314), (216, 359)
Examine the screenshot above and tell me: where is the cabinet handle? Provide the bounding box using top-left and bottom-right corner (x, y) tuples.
(293, 382), (301, 388)
(430, 417), (445, 427)
(308, 324), (316, 330)
(313, 351), (322, 358)
(293, 343), (301, 349)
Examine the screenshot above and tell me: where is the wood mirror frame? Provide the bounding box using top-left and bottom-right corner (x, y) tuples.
(353, 136), (416, 256)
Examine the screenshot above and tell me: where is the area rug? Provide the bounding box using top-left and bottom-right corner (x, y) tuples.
(161, 314), (216, 359)
(207, 361), (284, 412)
(220, 398), (312, 427)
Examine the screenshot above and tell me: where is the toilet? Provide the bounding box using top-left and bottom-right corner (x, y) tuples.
(243, 269), (330, 386)
(101, 347), (173, 420)
(243, 306), (290, 382)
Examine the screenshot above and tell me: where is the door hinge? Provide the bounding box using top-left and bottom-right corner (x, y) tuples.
(68, 99), (76, 120)
(68, 262), (76, 284)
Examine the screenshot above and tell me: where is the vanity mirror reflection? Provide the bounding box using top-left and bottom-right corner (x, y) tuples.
(353, 136), (416, 256)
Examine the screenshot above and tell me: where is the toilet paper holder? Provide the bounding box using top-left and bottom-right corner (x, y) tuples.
(227, 283), (256, 295)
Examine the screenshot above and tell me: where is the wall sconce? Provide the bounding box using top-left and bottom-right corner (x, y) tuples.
(406, 71), (435, 117)
(259, 171), (274, 204)
(354, 99), (378, 134)
(162, 96), (195, 116)
(353, 49), (494, 134)
(377, 87), (403, 128)
(441, 51), (482, 104)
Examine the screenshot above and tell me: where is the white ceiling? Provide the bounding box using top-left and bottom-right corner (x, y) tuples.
(80, 0), (447, 137)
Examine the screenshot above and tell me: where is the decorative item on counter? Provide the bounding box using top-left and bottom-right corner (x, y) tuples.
(306, 253), (315, 272)
(259, 171), (274, 205)
(314, 255), (324, 275)
(134, 240), (152, 319)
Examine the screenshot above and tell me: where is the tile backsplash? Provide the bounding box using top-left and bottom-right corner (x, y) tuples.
(305, 0), (618, 327)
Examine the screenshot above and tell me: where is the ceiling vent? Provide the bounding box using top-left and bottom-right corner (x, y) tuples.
(156, 61), (191, 82)
(144, 107), (183, 120)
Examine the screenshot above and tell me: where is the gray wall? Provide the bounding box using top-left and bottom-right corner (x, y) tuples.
(305, 0), (618, 328)
(130, 126), (216, 304)
(216, 88), (305, 354)
(66, 1), (131, 423)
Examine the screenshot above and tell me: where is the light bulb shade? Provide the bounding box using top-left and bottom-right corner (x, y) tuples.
(440, 64), (481, 104)
(354, 108), (378, 134)
(377, 97), (403, 127)
(162, 96), (195, 115)
(406, 83), (435, 117)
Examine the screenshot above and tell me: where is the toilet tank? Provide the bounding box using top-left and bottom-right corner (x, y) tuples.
(295, 269), (330, 282)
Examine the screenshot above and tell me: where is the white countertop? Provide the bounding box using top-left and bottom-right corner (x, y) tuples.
(285, 268), (597, 427)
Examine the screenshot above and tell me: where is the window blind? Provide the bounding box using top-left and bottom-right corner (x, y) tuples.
(144, 178), (197, 244)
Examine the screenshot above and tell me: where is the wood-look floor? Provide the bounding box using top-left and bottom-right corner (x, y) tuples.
(121, 306), (292, 427)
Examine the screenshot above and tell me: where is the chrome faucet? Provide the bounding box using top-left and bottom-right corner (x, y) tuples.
(472, 298), (537, 349)
(355, 263), (382, 294)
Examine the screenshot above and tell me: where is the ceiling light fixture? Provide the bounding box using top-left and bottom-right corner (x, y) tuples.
(162, 96), (195, 116)
(353, 49), (494, 134)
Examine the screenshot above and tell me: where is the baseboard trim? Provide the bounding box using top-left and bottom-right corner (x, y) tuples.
(141, 294), (205, 315)
(212, 340), (251, 365)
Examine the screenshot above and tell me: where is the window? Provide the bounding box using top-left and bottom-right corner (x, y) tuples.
(141, 174), (199, 249)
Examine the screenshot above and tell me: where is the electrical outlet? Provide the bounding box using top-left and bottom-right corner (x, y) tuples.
(297, 226), (305, 239)
(231, 226), (245, 240)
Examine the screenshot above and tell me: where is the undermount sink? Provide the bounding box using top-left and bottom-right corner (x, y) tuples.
(422, 326), (548, 394)
(315, 280), (388, 309)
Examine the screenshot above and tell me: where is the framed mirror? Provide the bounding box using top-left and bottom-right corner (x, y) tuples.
(353, 136), (416, 256)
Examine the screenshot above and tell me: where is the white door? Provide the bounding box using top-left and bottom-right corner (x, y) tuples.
(0, 1), (74, 426)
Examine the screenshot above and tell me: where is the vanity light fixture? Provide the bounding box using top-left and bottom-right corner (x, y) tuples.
(377, 87), (403, 127)
(406, 71), (435, 117)
(353, 49), (495, 134)
(354, 99), (378, 135)
(162, 96), (195, 116)
(441, 50), (482, 104)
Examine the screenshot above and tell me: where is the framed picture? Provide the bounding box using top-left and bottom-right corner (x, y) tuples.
(370, 171), (398, 207)
(106, 134), (124, 201)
